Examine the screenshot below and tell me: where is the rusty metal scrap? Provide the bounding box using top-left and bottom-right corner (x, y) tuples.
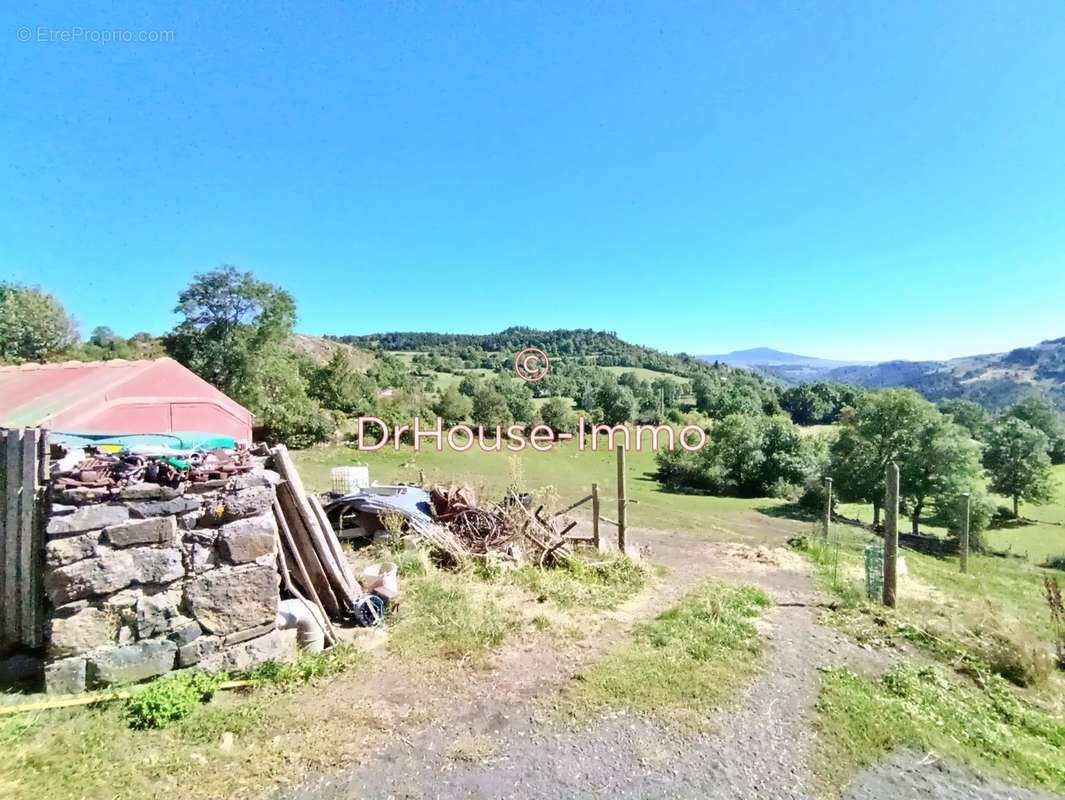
(51, 447), (253, 490)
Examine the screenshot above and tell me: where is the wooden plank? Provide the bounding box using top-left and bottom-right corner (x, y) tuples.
(19, 429), (39, 647)
(31, 431), (48, 647)
(553, 494), (592, 517)
(3, 429), (23, 645)
(616, 446), (627, 550)
(0, 430), (7, 649)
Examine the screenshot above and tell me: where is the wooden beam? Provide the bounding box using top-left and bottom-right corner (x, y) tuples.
(3, 429), (22, 645)
(883, 461), (899, 608)
(18, 428), (39, 647)
(591, 483), (600, 550)
(616, 445), (627, 551)
(553, 494), (593, 517)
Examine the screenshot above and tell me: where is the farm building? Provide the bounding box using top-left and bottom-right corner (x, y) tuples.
(0, 357), (253, 442)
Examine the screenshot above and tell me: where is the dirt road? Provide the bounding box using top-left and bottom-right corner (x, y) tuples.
(274, 529), (1062, 800)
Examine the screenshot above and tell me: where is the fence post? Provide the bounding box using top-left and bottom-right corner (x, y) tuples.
(591, 482), (600, 550)
(822, 476), (833, 540)
(959, 492), (971, 574)
(616, 445), (627, 552)
(883, 461), (899, 608)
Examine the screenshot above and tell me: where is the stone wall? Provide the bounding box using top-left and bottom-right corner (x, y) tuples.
(42, 466), (291, 694)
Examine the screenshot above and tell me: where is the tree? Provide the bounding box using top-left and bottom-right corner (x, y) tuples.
(89, 326), (117, 348)
(984, 418), (1055, 517)
(898, 415), (985, 535)
(309, 351), (377, 415)
(433, 385), (473, 426)
(828, 389), (938, 526)
(166, 265), (296, 397)
(457, 375), (480, 397)
(240, 349), (334, 448)
(0, 283), (78, 363)
(938, 398), (992, 441)
(1008, 396), (1065, 464)
(471, 385), (511, 430)
(166, 267), (331, 447)
(597, 382), (638, 425)
(539, 397), (577, 435)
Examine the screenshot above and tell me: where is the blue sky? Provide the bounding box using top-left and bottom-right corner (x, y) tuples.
(2, 2), (1064, 362)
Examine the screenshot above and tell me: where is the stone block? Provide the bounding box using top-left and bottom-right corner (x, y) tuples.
(48, 605), (118, 657)
(223, 621), (276, 646)
(45, 547), (184, 604)
(170, 620), (203, 647)
(135, 590), (183, 638)
(199, 486), (273, 526)
(199, 629), (291, 673)
(129, 496), (203, 519)
(217, 513), (277, 564)
(45, 656), (87, 694)
(45, 531), (101, 568)
(117, 483), (183, 501)
(46, 504), (129, 535)
(105, 516), (178, 547)
(45, 551), (136, 604)
(229, 470), (282, 490)
(177, 635), (220, 668)
(185, 564), (279, 635)
(87, 640), (177, 687)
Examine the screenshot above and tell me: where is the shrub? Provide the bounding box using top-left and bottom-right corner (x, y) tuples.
(125, 671), (223, 730)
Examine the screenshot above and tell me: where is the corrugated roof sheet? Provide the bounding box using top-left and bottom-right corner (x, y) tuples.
(0, 358), (251, 435)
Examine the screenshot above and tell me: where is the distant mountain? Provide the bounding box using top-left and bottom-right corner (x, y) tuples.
(820, 338), (1065, 412)
(699, 348), (873, 382)
(699, 338), (1065, 412)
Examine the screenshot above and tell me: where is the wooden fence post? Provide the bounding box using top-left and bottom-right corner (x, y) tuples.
(883, 461), (899, 608)
(616, 445), (627, 552)
(822, 476), (833, 540)
(959, 492), (971, 574)
(591, 482), (600, 550)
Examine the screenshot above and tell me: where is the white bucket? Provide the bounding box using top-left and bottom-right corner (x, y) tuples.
(332, 466), (369, 494)
(361, 562), (399, 595)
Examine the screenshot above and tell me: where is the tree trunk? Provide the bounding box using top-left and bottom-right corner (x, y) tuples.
(873, 503), (881, 529)
(1013, 495), (1019, 518)
(912, 501), (922, 536)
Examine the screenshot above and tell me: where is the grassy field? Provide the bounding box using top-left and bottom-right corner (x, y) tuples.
(601, 365), (689, 384)
(293, 439), (795, 542)
(836, 464), (1065, 565)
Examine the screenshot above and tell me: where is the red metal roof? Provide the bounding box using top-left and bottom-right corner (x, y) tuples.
(0, 358), (253, 442)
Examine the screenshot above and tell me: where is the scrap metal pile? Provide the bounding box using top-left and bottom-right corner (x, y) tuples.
(429, 484), (576, 566)
(50, 446), (254, 490)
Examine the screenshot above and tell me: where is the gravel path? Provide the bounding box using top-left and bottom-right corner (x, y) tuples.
(275, 530), (1063, 800)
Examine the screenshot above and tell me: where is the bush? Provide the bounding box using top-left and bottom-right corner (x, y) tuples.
(125, 671), (223, 730)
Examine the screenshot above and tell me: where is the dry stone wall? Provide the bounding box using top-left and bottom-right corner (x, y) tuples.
(42, 467), (290, 694)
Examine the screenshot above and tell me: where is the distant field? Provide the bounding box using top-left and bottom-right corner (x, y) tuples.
(984, 464), (1065, 563)
(601, 366), (688, 384)
(292, 438), (797, 541)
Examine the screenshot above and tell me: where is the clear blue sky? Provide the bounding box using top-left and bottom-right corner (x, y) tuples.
(3, 2), (1064, 362)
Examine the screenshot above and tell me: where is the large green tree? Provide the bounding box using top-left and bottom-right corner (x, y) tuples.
(829, 389), (938, 526)
(167, 266), (297, 397)
(0, 283), (78, 363)
(1007, 396), (1065, 464)
(898, 414), (985, 535)
(984, 418), (1055, 517)
(167, 267), (331, 446)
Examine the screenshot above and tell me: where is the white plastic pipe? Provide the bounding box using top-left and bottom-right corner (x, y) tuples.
(275, 598), (327, 653)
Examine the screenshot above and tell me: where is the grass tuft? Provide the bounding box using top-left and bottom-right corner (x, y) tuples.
(557, 580), (771, 730)
(817, 665), (1065, 794)
(511, 555), (649, 610)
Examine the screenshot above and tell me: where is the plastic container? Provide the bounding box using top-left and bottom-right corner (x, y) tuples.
(360, 562), (399, 596)
(331, 466), (370, 494)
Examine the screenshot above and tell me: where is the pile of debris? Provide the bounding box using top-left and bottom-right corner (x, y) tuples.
(322, 481), (576, 568)
(51, 448), (254, 490)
